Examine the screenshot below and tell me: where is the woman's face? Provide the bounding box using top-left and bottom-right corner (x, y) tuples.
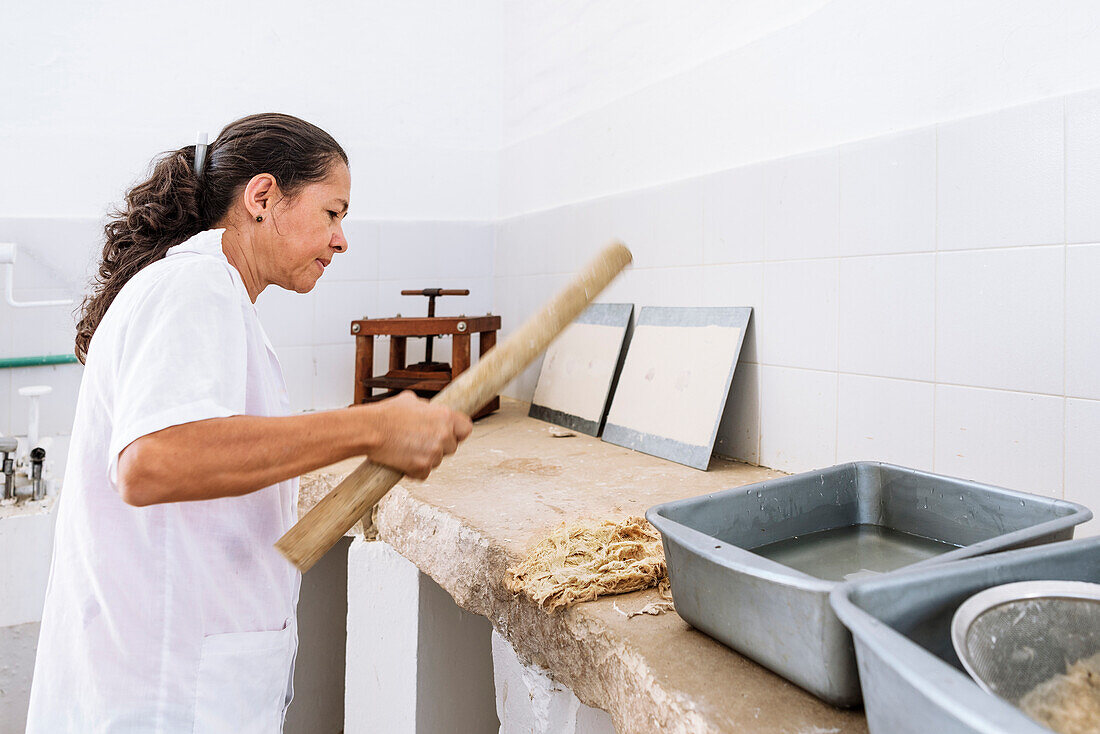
(264, 162), (351, 293)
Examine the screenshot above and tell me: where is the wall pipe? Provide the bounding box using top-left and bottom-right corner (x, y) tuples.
(0, 243), (76, 308)
(0, 355), (79, 369)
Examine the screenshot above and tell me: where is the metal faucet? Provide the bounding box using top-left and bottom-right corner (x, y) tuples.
(0, 437), (16, 500)
(30, 447), (46, 500)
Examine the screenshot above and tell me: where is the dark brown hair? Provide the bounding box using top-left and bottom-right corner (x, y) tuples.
(75, 113), (348, 362)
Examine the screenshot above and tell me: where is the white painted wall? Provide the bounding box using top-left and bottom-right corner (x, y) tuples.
(0, 0), (502, 221)
(9, 2), (1100, 513)
(494, 0), (1100, 537)
(496, 94), (1100, 538)
(500, 0), (1100, 215)
(2, 0), (504, 465)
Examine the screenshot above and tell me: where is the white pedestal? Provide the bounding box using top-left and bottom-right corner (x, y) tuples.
(345, 537), (616, 734)
(345, 538), (498, 734)
(492, 630), (617, 734)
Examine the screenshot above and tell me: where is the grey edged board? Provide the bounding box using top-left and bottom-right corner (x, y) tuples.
(601, 306), (751, 470)
(528, 303), (634, 436)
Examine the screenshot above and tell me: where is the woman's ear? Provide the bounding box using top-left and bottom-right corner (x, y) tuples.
(242, 173), (278, 220)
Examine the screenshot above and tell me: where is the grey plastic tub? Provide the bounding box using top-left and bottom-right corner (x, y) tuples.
(646, 462), (1092, 706)
(831, 536), (1100, 733)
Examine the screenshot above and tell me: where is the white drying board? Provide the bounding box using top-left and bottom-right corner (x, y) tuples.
(602, 307), (751, 470)
(528, 303), (633, 436)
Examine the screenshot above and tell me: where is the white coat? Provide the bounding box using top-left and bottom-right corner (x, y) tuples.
(27, 229), (301, 733)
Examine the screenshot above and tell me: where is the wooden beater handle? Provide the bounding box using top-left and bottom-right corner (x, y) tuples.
(276, 241), (633, 571)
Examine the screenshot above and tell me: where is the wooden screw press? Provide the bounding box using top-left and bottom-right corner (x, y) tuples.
(351, 288), (502, 419)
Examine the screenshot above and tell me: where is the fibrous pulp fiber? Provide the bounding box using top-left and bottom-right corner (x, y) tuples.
(505, 517), (672, 614)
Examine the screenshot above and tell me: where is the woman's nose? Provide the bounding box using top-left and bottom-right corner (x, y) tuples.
(332, 228), (348, 253)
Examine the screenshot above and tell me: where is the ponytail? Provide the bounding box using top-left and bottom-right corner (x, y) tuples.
(75, 114), (347, 362)
(74, 148), (202, 361)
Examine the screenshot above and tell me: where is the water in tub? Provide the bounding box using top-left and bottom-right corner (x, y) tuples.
(751, 524), (959, 582)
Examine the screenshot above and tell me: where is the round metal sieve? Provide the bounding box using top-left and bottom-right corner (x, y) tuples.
(951, 580), (1100, 704)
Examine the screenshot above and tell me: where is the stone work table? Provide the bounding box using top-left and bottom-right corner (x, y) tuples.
(299, 398), (868, 734)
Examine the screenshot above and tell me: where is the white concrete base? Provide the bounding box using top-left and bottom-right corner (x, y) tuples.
(0, 500), (56, 733)
(345, 537), (616, 734)
(346, 537), (498, 734)
(0, 500), (56, 628)
(286, 536), (350, 734)
(491, 630), (616, 734)
(0, 622), (39, 734)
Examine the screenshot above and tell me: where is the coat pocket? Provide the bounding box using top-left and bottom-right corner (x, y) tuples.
(193, 622), (294, 734)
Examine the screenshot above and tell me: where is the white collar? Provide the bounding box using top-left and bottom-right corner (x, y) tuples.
(164, 228), (258, 306)
(165, 228), (228, 260)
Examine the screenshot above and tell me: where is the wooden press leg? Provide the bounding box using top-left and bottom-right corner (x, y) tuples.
(354, 335), (374, 404)
(390, 337), (407, 372)
(475, 330), (500, 417)
(452, 333), (471, 377)
(478, 329), (496, 358)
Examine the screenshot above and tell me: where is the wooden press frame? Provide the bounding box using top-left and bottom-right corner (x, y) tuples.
(351, 315), (502, 418)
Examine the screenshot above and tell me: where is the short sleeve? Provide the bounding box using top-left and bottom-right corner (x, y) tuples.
(106, 261), (249, 489)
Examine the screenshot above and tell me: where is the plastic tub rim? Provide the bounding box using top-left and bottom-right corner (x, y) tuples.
(648, 460), (1091, 592)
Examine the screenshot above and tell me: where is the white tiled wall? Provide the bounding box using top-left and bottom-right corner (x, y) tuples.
(0, 218), (495, 473)
(758, 366), (838, 475)
(838, 129), (936, 257)
(937, 98), (1065, 251)
(837, 253), (935, 381)
(758, 259), (838, 372)
(492, 89), (1100, 533)
(933, 386), (1065, 499)
(1065, 399), (1100, 537)
(836, 375), (935, 471)
(5, 91), (1100, 534)
(1065, 244), (1100, 400)
(935, 246), (1064, 395)
(763, 150), (840, 261)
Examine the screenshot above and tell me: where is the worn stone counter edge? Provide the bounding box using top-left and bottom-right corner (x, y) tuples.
(298, 399), (868, 734)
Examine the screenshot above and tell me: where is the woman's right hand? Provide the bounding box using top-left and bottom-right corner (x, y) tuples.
(359, 391), (474, 479)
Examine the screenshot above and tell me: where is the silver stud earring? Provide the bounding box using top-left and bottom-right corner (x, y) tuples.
(256, 215), (263, 222)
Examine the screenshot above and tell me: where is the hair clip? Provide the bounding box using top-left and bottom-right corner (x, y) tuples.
(194, 131), (209, 177)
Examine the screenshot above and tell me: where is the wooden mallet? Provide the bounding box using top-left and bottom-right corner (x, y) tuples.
(276, 241), (633, 571)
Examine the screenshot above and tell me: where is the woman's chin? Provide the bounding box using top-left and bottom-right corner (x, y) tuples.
(288, 275), (321, 294)
(297, 280), (320, 294)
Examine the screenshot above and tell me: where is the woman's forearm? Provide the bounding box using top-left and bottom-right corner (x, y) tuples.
(117, 392), (472, 507)
(116, 408), (379, 506)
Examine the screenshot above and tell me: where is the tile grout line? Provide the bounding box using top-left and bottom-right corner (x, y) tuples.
(932, 122), (940, 475)
(756, 193), (768, 466)
(765, 362), (1089, 402)
(834, 154), (842, 465)
(498, 239), (1078, 279)
(1062, 94), (1069, 500)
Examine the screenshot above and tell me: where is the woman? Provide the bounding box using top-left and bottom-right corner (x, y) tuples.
(26, 113), (472, 733)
